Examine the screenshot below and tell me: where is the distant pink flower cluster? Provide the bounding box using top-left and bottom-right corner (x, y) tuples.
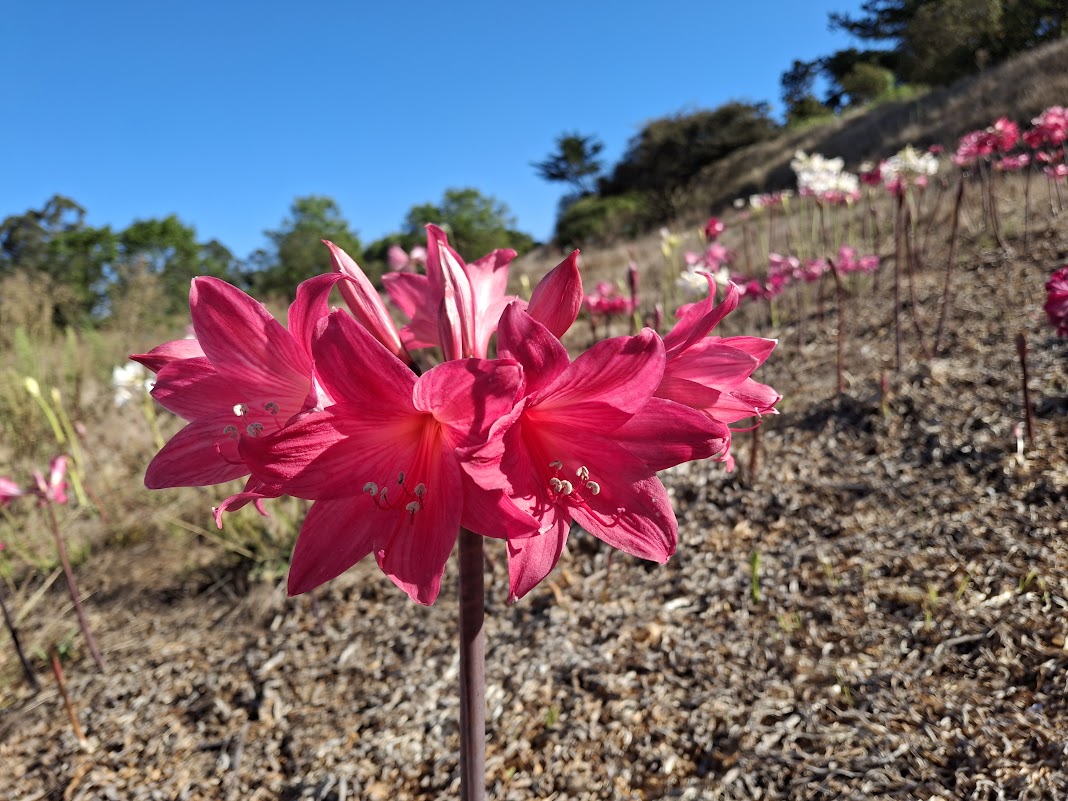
(1045, 266), (1068, 337)
(386, 244), (428, 273)
(133, 229), (779, 605)
(584, 281), (634, 317)
(836, 246), (880, 275)
(728, 246), (878, 305)
(952, 107), (1067, 178)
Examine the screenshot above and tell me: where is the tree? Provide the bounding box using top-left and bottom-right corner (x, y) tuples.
(403, 188), (533, 258)
(602, 102), (779, 217)
(532, 132), (605, 197)
(254, 196), (362, 298)
(113, 216), (240, 315)
(830, 0), (1067, 84)
(839, 62), (897, 104)
(0, 196), (117, 323)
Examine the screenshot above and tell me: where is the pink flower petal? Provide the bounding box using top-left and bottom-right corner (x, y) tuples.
(287, 498), (378, 595)
(506, 513), (570, 602)
(145, 419), (249, 488)
(527, 250), (583, 338)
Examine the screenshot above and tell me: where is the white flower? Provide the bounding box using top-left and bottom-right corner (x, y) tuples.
(112, 362), (154, 408)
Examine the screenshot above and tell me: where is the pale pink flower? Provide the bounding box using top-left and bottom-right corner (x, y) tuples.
(33, 456), (69, 505)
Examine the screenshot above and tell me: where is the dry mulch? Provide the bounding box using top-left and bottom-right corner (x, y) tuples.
(2, 223), (1067, 800)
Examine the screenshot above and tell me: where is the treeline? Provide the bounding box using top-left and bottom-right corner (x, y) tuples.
(537, 0), (1067, 245)
(0, 188), (532, 331)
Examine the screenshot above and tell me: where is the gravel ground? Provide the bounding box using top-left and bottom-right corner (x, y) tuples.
(2, 219), (1067, 801)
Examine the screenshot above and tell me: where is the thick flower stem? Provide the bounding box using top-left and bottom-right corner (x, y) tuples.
(45, 502), (105, 671)
(457, 527), (486, 801)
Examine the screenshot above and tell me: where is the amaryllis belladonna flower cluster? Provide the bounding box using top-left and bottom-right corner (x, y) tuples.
(1046, 265), (1068, 337)
(133, 226), (780, 605)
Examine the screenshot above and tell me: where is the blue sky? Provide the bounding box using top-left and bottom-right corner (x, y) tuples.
(2, 1), (864, 258)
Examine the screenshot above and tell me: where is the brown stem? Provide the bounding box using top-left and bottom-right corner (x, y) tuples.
(904, 205), (932, 359)
(987, 163), (1009, 251)
(893, 193), (905, 370)
(1024, 165), (1033, 251)
(0, 586), (38, 690)
(830, 260), (847, 394)
(934, 178), (966, 353)
(1016, 333), (1034, 445)
(50, 644), (89, 749)
(458, 528), (486, 801)
(748, 421), (761, 480)
(45, 502), (105, 671)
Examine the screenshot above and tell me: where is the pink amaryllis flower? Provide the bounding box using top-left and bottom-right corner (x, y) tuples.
(656, 280), (780, 462)
(240, 310), (532, 605)
(474, 304), (728, 601)
(383, 225), (517, 359)
(1045, 266), (1068, 337)
(130, 274), (338, 489)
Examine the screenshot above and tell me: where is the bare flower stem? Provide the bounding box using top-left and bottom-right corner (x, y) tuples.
(0, 586), (38, 690)
(457, 528), (486, 801)
(893, 192), (906, 371)
(935, 178), (966, 353)
(44, 502), (105, 671)
(830, 259), (847, 394)
(1016, 333), (1034, 445)
(50, 644), (89, 749)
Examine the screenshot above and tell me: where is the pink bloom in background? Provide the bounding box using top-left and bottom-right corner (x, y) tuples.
(384, 225), (517, 359)
(802, 258), (829, 282)
(859, 161), (883, 186)
(33, 455), (69, 505)
(1046, 266), (1068, 337)
(0, 477), (23, 506)
(997, 153), (1031, 172)
(387, 244), (412, 272)
(1045, 163), (1068, 181)
(954, 130), (994, 166)
(836, 246), (880, 275)
(990, 117), (1019, 152)
(131, 274), (337, 489)
(1029, 106), (1068, 148)
(240, 310), (531, 605)
(928, 144), (945, 155)
(585, 281), (632, 317)
(703, 216), (725, 241)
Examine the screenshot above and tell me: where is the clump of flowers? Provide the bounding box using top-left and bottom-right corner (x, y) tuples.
(883, 145), (939, 195)
(133, 227), (780, 794)
(791, 151), (860, 204)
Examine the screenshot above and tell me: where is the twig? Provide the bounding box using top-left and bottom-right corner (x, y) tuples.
(934, 178), (966, 353)
(49, 644), (89, 750)
(1016, 333), (1034, 445)
(44, 502), (105, 671)
(0, 585), (39, 689)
